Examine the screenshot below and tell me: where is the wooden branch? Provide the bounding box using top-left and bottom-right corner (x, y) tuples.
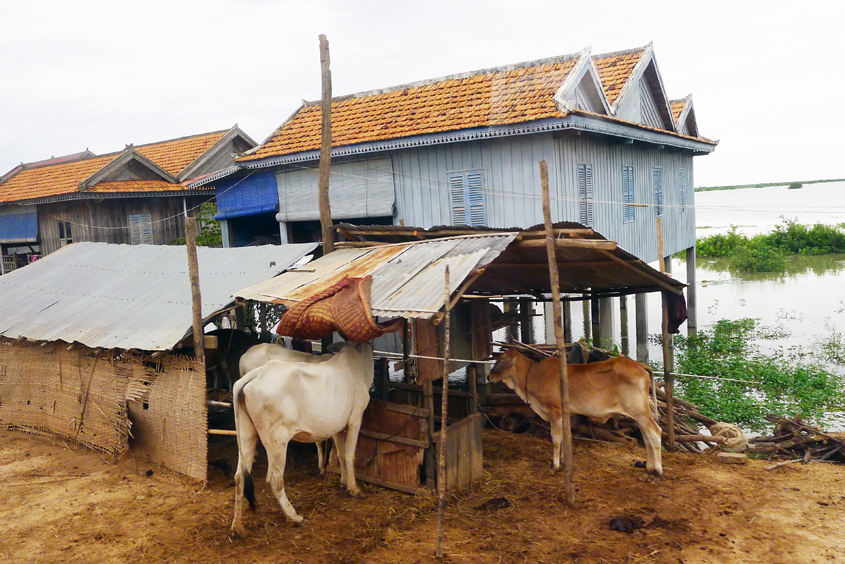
(516, 228), (595, 239)
(514, 238), (617, 251)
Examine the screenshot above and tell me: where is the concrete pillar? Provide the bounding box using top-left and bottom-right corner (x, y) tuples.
(686, 246), (697, 336)
(664, 255), (673, 275)
(544, 302), (555, 345)
(220, 220), (233, 248)
(598, 297), (615, 350)
(620, 294), (629, 356)
(582, 298), (591, 342)
(563, 299), (572, 344)
(663, 256), (674, 371)
(504, 299), (519, 341)
(279, 221), (290, 244)
(635, 293), (648, 363)
(519, 297), (533, 344)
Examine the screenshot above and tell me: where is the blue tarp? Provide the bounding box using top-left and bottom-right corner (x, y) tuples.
(214, 170), (278, 220)
(0, 206), (38, 243)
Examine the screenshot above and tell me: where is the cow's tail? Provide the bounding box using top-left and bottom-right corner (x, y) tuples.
(641, 363), (659, 420)
(233, 378), (258, 512)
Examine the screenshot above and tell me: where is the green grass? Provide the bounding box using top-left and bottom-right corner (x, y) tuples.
(656, 319), (845, 432)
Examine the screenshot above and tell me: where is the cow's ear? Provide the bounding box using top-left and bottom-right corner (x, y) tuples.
(491, 357), (512, 374)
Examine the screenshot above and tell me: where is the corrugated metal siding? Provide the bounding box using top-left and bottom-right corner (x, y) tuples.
(276, 158), (395, 222)
(392, 135), (557, 231)
(555, 134), (695, 261)
(0, 241), (318, 350)
(639, 79), (664, 130)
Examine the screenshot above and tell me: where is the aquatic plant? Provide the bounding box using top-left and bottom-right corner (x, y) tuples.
(695, 219), (845, 273)
(660, 318), (845, 431)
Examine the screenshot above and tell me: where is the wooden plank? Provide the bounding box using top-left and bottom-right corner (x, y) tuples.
(326, 467), (427, 495)
(470, 413), (483, 480)
(208, 429), (237, 436)
(414, 319), (440, 383)
(359, 429), (428, 449)
(515, 239), (617, 250)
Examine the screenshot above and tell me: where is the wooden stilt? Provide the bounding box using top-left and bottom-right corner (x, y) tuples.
(540, 161), (575, 506)
(656, 217), (675, 452)
(318, 34), (334, 255)
(436, 266), (451, 558)
(185, 217), (204, 367)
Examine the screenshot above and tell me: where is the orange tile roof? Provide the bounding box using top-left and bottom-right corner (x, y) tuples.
(592, 49), (645, 107)
(89, 180), (210, 193)
(0, 154), (117, 203)
(670, 100), (686, 121)
(135, 130), (227, 176)
(0, 130), (227, 203)
(241, 59), (579, 162)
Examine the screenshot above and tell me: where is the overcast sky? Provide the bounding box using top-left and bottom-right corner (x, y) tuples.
(1, 0), (842, 187)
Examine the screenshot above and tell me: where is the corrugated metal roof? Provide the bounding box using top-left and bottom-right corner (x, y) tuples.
(0, 241), (317, 351)
(235, 234), (519, 320)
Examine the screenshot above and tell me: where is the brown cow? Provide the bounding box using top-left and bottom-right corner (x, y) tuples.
(489, 348), (663, 477)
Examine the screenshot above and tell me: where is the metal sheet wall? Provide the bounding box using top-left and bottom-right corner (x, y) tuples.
(391, 135), (558, 230)
(555, 134), (695, 261)
(390, 132), (696, 263)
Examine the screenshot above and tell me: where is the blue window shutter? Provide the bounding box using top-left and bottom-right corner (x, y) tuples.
(653, 167), (663, 217)
(679, 168), (686, 212)
(578, 164), (593, 226)
(622, 166), (634, 222)
(449, 170), (486, 227)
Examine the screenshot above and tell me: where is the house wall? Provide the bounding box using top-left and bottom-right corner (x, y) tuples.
(390, 132), (695, 262)
(38, 196), (206, 255)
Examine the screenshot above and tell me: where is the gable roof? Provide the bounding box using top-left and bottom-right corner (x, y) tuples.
(241, 54), (582, 162)
(592, 46), (646, 107)
(0, 127), (253, 204)
(238, 44), (711, 167)
(670, 94), (699, 137)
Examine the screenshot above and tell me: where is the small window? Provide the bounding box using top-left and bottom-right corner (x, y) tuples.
(58, 221), (73, 247)
(578, 163), (594, 226)
(448, 170), (486, 227)
(622, 166), (635, 222)
(653, 167), (663, 217)
(679, 168), (687, 213)
(129, 213), (154, 245)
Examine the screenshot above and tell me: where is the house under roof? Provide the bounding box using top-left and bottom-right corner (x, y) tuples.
(233, 42), (713, 171)
(0, 126), (256, 205)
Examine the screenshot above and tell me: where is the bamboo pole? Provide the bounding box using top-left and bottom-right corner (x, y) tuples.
(656, 217), (675, 451)
(318, 34), (334, 255)
(436, 265), (451, 558)
(186, 217), (204, 366)
(540, 161), (575, 506)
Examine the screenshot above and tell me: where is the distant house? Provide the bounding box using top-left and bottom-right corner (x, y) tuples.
(193, 43), (715, 265)
(0, 126), (256, 273)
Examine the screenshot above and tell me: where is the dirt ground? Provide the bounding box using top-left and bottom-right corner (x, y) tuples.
(1, 428), (843, 564)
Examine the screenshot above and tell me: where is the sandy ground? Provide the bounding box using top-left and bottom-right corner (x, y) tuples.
(1, 427), (843, 564)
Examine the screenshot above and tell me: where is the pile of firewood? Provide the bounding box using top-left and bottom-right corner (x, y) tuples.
(749, 415), (845, 467)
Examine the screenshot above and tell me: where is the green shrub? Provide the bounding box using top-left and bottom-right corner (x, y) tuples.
(728, 244), (786, 272)
(696, 226), (747, 258)
(667, 319), (845, 431)
(788, 182), (803, 189)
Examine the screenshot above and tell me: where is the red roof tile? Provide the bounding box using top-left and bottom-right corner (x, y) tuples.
(592, 49), (645, 107)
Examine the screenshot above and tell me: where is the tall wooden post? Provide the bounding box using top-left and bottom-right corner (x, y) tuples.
(318, 34), (334, 254)
(186, 217), (204, 366)
(540, 161), (575, 506)
(436, 266), (451, 558)
(656, 217), (675, 451)
(519, 297), (533, 344)
(686, 246), (697, 336)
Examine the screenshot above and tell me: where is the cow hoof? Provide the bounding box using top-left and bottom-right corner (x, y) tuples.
(348, 487), (362, 498)
(639, 473), (661, 485)
(231, 524), (248, 537)
(292, 516), (306, 526)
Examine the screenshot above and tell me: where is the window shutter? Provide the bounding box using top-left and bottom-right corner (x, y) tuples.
(578, 164), (593, 226)
(653, 167), (663, 217)
(622, 166), (634, 222)
(449, 173), (468, 225)
(679, 168), (686, 212)
(449, 170), (486, 227)
(129, 214), (154, 245)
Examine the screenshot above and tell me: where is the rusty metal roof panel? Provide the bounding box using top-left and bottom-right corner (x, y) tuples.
(0, 241), (317, 351)
(235, 245), (411, 303)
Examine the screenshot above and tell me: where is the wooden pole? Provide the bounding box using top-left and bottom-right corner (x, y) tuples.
(540, 161), (575, 506)
(318, 34), (334, 255)
(436, 265), (451, 558)
(656, 217), (675, 451)
(186, 217), (204, 366)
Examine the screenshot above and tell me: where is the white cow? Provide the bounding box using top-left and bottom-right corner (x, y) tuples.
(238, 343), (337, 472)
(231, 342), (374, 532)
